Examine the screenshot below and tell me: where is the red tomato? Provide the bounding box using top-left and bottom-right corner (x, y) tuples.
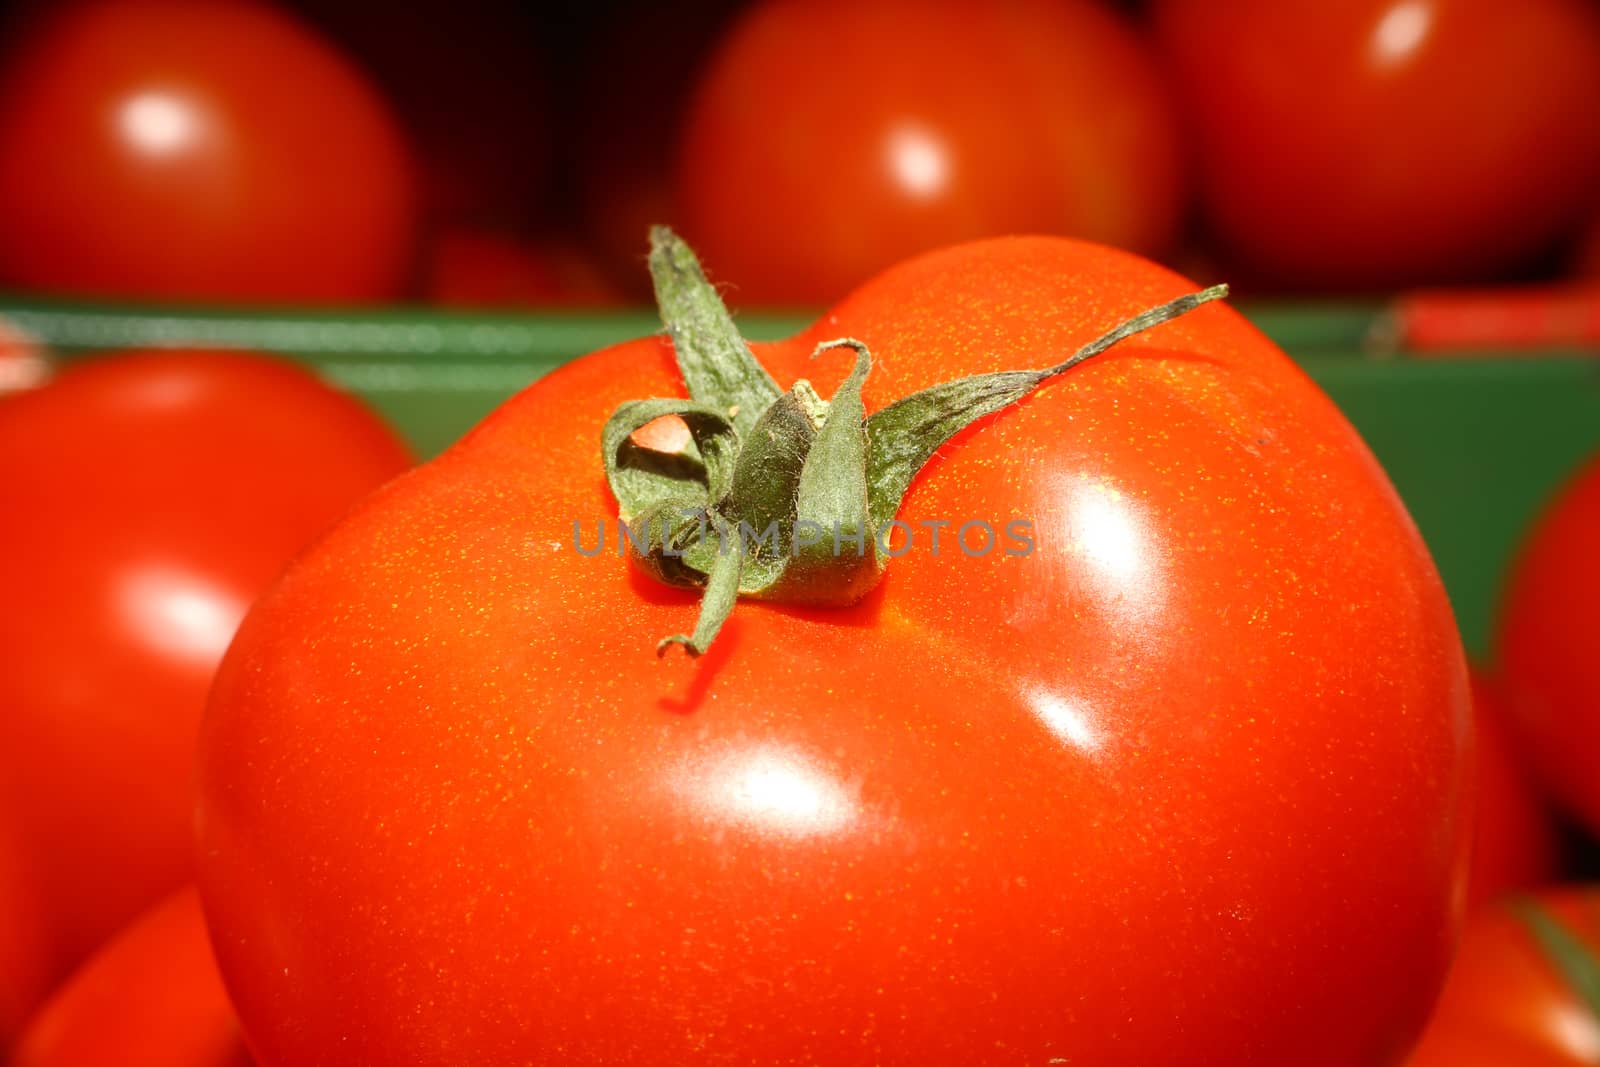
(1153, 0), (1600, 291)
(0, 350), (411, 1049)
(12, 888), (251, 1067)
(197, 235), (1468, 1064)
(1468, 672), (1559, 909)
(0, 0), (418, 304)
(1407, 888), (1600, 1066)
(1498, 453), (1600, 839)
(423, 229), (623, 309)
(673, 0), (1183, 306)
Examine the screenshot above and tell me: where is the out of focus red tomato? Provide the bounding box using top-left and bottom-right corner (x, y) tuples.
(1410, 1031), (1580, 1067)
(573, 0), (742, 297)
(1154, 0), (1600, 291)
(674, 0), (1183, 307)
(1407, 888), (1600, 1066)
(0, 0), (418, 304)
(1468, 672), (1558, 909)
(423, 229), (623, 309)
(1498, 452), (1600, 841)
(0, 350), (411, 1050)
(12, 888), (250, 1067)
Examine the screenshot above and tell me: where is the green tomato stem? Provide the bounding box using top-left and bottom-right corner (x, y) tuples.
(607, 228), (1229, 658)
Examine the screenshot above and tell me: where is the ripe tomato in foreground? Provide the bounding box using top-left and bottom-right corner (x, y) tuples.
(0, 0), (417, 304)
(1154, 0), (1600, 290)
(1406, 888), (1600, 1066)
(1498, 452), (1600, 840)
(197, 231), (1469, 1065)
(674, 0), (1183, 306)
(12, 888), (250, 1067)
(0, 351), (410, 1048)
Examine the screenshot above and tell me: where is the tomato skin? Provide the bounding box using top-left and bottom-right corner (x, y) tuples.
(1407, 888), (1600, 1066)
(12, 888), (251, 1067)
(1468, 672), (1559, 909)
(0, 351), (411, 1048)
(197, 237), (1467, 1065)
(1497, 454), (1600, 839)
(673, 0), (1183, 307)
(1153, 0), (1600, 291)
(0, 0), (418, 304)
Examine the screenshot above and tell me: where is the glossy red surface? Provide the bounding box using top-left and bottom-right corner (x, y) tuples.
(1498, 453), (1600, 838)
(197, 238), (1469, 1064)
(13, 888), (251, 1067)
(0, 352), (411, 1048)
(1407, 888), (1600, 1066)
(674, 0), (1183, 306)
(0, 0), (418, 303)
(1155, 0), (1600, 290)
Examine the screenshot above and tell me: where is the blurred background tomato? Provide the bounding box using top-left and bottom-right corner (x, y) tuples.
(1407, 888), (1600, 1066)
(1153, 0), (1600, 292)
(422, 228), (624, 309)
(1466, 672), (1559, 910)
(11, 888), (251, 1067)
(0, 0), (419, 304)
(0, 351), (410, 1049)
(0, 0), (1597, 307)
(1496, 453), (1600, 845)
(673, 0), (1184, 306)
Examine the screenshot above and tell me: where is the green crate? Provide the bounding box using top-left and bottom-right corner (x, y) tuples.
(6, 296), (1599, 661)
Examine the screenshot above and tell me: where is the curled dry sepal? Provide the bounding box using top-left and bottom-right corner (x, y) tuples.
(602, 226), (1229, 657)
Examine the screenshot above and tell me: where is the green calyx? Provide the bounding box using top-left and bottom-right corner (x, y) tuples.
(604, 226), (1229, 657)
